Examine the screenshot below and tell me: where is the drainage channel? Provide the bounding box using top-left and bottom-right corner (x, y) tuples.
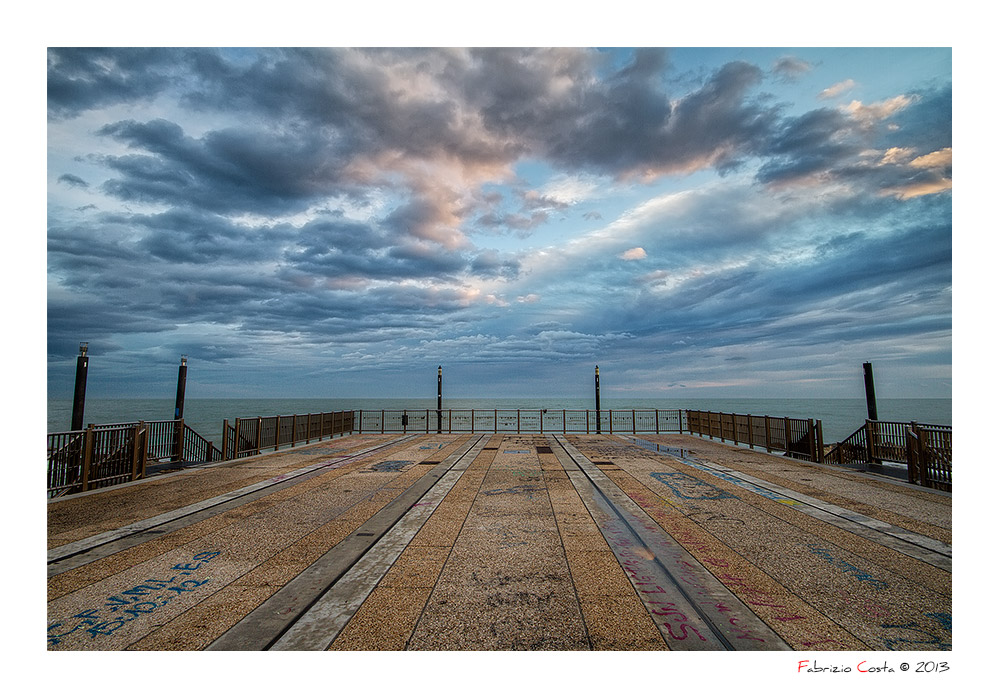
(550, 435), (790, 651)
(47, 435), (422, 577)
(208, 434), (491, 651)
(623, 436), (952, 572)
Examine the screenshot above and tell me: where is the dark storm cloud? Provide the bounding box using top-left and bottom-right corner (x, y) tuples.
(182, 48), (524, 170)
(757, 87), (951, 195)
(131, 209), (292, 263)
(47, 47), (181, 119)
(47, 294), (177, 358)
(82, 48), (785, 185)
(58, 173), (89, 188)
(284, 212), (475, 282)
(755, 107), (859, 185)
(45, 48), (951, 398)
(879, 83), (953, 152)
(578, 214), (951, 357)
(50, 48), (951, 212)
(97, 119), (354, 215)
(462, 49), (775, 176)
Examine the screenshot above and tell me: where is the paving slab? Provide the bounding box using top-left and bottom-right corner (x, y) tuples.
(47, 432), (952, 652)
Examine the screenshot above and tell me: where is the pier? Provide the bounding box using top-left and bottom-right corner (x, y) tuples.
(47, 430), (951, 651)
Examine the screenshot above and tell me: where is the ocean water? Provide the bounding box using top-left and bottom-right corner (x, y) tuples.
(46, 396), (952, 445)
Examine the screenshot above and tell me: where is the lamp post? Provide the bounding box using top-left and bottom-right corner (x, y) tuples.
(863, 361), (878, 421)
(71, 343), (89, 431)
(437, 366), (443, 434)
(595, 365), (601, 434)
(173, 356), (188, 460)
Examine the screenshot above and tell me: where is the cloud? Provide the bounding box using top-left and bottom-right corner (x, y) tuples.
(842, 95), (916, 127)
(620, 247), (647, 260)
(910, 147), (952, 169)
(96, 118), (355, 216)
(46, 48), (952, 400)
(47, 47), (182, 119)
(58, 173), (89, 188)
(818, 79), (856, 100)
(772, 56), (812, 82)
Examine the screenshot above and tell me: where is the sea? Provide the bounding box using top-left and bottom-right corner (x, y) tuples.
(46, 397), (952, 446)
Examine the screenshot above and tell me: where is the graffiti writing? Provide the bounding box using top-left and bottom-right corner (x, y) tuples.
(880, 622), (951, 651)
(47, 551), (221, 647)
(681, 462), (801, 506)
(367, 460), (411, 472)
(650, 472), (737, 500)
(808, 546), (889, 590)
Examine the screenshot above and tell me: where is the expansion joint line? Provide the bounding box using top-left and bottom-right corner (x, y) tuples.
(551, 435), (790, 651)
(621, 435), (951, 571)
(47, 435), (420, 573)
(207, 434), (490, 651)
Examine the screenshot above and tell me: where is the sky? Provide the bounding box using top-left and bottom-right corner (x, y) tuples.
(45, 45), (953, 401)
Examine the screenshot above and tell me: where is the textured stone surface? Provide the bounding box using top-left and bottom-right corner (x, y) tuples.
(47, 432), (951, 652)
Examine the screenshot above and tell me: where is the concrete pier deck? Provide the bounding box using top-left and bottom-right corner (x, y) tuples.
(46, 432), (951, 651)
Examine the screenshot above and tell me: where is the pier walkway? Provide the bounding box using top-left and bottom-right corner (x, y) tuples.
(46, 432), (951, 651)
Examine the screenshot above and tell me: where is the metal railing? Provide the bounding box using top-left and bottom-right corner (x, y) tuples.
(685, 410), (824, 462)
(48, 423), (147, 498)
(824, 420), (952, 491)
(47, 420), (223, 498)
(907, 425), (952, 491)
(223, 410), (355, 460)
(353, 408), (686, 435)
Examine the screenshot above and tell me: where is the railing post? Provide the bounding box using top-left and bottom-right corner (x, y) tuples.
(655, 410), (660, 434)
(140, 424), (148, 477)
(783, 417), (791, 455)
(918, 427), (930, 487)
(173, 418), (185, 461)
(131, 422), (143, 481)
(806, 418), (816, 462)
(815, 420), (824, 463)
(256, 417), (263, 455)
(906, 423), (918, 484)
(222, 419), (229, 460)
(81, 424), (94, 492)
(764, 416), (772, 453)
(865, 419), (875, 464)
